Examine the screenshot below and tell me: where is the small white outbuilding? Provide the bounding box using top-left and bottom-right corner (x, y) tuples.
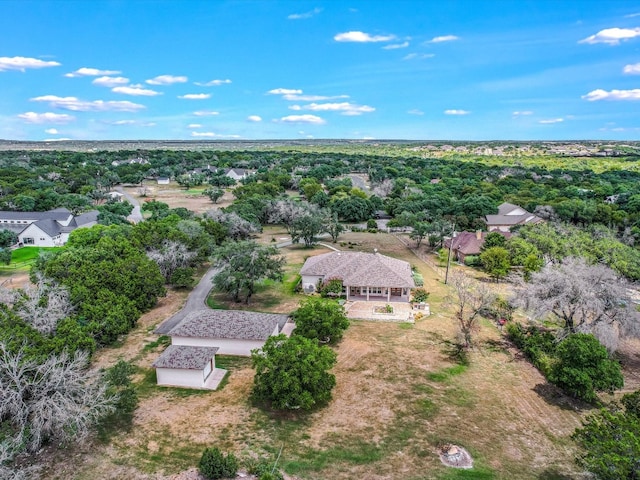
(153, 345), (226, 390)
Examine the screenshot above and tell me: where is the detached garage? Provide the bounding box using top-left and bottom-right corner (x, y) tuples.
(153, 345), (226, 390)
(168, 310), (289, 357)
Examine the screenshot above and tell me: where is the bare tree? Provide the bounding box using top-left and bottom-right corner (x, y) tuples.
(146, 240), (196, 281)
(372, 178), (394, 198)
(204, 210), (259, 241)
(0, 343), (114, 455)
(514, 257), (639, 352)
(5, 275), (74, 335)
(448, 271), (496, 348)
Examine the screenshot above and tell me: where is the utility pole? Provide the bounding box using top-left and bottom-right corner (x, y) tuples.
(444, 222), (455, 284)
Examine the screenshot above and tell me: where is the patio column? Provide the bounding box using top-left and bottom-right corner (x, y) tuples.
(366, 286), (369, 301)
(387, 287), (391, 302)
(346, 285), (349, 300)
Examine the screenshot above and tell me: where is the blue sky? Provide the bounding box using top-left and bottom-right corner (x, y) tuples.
(2, 0), (640, 141)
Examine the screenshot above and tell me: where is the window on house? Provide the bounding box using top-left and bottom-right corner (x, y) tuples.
(23, 238), (34, 245)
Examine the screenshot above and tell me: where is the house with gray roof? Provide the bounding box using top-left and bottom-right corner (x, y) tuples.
(167, 309), (289, 356)
(0, 207), (99, 247)
(153, 345), (226, 390)
(300, 250), (415, 302)
(485, 202), (543, 232)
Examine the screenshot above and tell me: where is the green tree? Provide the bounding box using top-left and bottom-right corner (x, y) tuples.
(0, 248), (10, 265)
(480, 231), (506, 251)
(292, 297), (349, 344)
(212, 241), (284, 304)
(550, 334), (624, 403)
(572, 391), (640, 479)
(203, 187), (224, 204)
(0, 229), (18, 248)
(480, 246), (511, 282)
(409, 222), (430, 248)
(323, 211), (343, 243)
(251, 334), (337, 410)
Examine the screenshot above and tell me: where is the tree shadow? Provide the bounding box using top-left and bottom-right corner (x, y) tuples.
(537, 467), (575, 480)
(532, 383), (593, 413)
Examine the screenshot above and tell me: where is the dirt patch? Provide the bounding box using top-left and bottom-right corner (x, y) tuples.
(122, 182), (234, 214)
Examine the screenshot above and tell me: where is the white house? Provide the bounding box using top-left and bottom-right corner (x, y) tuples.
(299, 250), (415, 302)
(223, 168), (251, 181)
(153, 345), (226, 390)
(0, 208), (99, 247)
(485, 202), (543, 232)
(167, 310), (289, 357)
(157, 177), (170, 185)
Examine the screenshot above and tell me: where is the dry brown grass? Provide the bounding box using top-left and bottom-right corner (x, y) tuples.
(41, 231), (616, 480)
(122, 181), (235, 214)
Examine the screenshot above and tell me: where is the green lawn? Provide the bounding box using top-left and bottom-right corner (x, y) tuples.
(11, 246), (60, 263)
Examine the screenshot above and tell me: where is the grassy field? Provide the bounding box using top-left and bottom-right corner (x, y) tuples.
(37, 230), (604, 480)
(0, 246), (60, 274)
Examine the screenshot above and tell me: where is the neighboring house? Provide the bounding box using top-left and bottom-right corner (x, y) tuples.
(106, 191), (124, 202)
(444, 231), (511, 263)
(0, 208), (98, 247)
(153, 345), (224, 390)
(224, 168), (250, 181)
(157, 177), (170, 185)
(299, 251), (415, 302)
(167, 310), (289, 356)
(485, 202), (542, 232)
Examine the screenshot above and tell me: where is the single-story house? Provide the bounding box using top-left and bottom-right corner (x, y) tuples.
(485, 202), (542, 232)
(157, 177), (170, 185)
(224, 168), (251, 181)
(106, 191), (124, 201)
(167, 309), (289, 356)
(0, 208), (99, 247)
(153, 345), (224, 390)
(299, 250), (415, 302)
(444, 231), (511, 263)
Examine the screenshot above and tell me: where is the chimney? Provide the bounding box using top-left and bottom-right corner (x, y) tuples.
(476, 230), (482, 241)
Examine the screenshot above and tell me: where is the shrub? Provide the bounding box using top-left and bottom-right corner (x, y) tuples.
(463, 255), (481, 267)
(247, 459), (285, 480)
(506, 323), (557, 376)
(366, 219), (378, 230)
(199, 447), (238, 480)
(411, 288), (430, 303)
(319, 277), (343, 298)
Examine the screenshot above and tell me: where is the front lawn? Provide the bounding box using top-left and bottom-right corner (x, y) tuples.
(0, 246), (61, 272)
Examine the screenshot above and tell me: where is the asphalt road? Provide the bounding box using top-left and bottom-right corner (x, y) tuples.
(114, 186), (143, 223)
(154, 267), (219, 334)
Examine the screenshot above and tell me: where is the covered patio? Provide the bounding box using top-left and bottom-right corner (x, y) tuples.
(344, 300), (414, 322)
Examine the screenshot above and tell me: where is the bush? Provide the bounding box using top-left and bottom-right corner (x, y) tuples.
(506, 323), (557, 376)
(247, 459), (284, 480)
(366, 218), (378, 230)
(319, 277), (343, 298)
(463, 255), (481, 267)
(411, 288), (429, 303)
(199, 447), (238, 480)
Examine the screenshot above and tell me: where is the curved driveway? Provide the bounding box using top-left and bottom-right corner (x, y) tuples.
(154, 267), (219, 334)
(114, 186), (143, 223)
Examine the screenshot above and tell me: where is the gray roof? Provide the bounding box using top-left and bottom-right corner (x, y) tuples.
(0, 207), (72, 222)
(75, 210), (99, 226)
(300, 251), (415, 288)
(31, 219), (62, 237)
(169, 310), (287, 341)
(486, 203), (542, 227)
(153, 345), (219, 370)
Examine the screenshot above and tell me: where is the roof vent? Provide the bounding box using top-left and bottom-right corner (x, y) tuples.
(374, 248), (378, 254)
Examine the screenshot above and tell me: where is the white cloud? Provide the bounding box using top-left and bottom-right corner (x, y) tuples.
(146, 74), (188, 85)
(582, 88), (640, 101)
(383, 41), (409, 50)
(188, 123), (203, 128)
(278, 114), (326, 124)
(623, 63), (640, 74)
(112, 85), (161, 96)
(64, 67), (120, 77)
(30, 95), (145, 112)
(18, 111), (75, 123)
(288, 7), (322, 20)
(193, 110), (219, 116)
(290, 102), (375, 116)
(110, 120), (136, 125)
(334, 31), (395, 43)
(191, 131), (241, 138)
(579, 27), (640, 45)
(403, 53), (435, 60)
(407, 109), (424, 115)
(539, 118), (564, 124)
(141, 122), (156, 127)
(194, 79), (232, 86)
(427, 35), (459, 43)
(247, 115), (262, 122)
(513, 110), (533, 116)
(444, 109), (470, 115)
(283, 93), (349, 101)
(92, 76), (129, 87)
(179, 93), (211, 100)
(625, 13), (640, 18)
(44, 128), (59, 134)
(0, 56), (61, 72)
(268, 88), (303, 95)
